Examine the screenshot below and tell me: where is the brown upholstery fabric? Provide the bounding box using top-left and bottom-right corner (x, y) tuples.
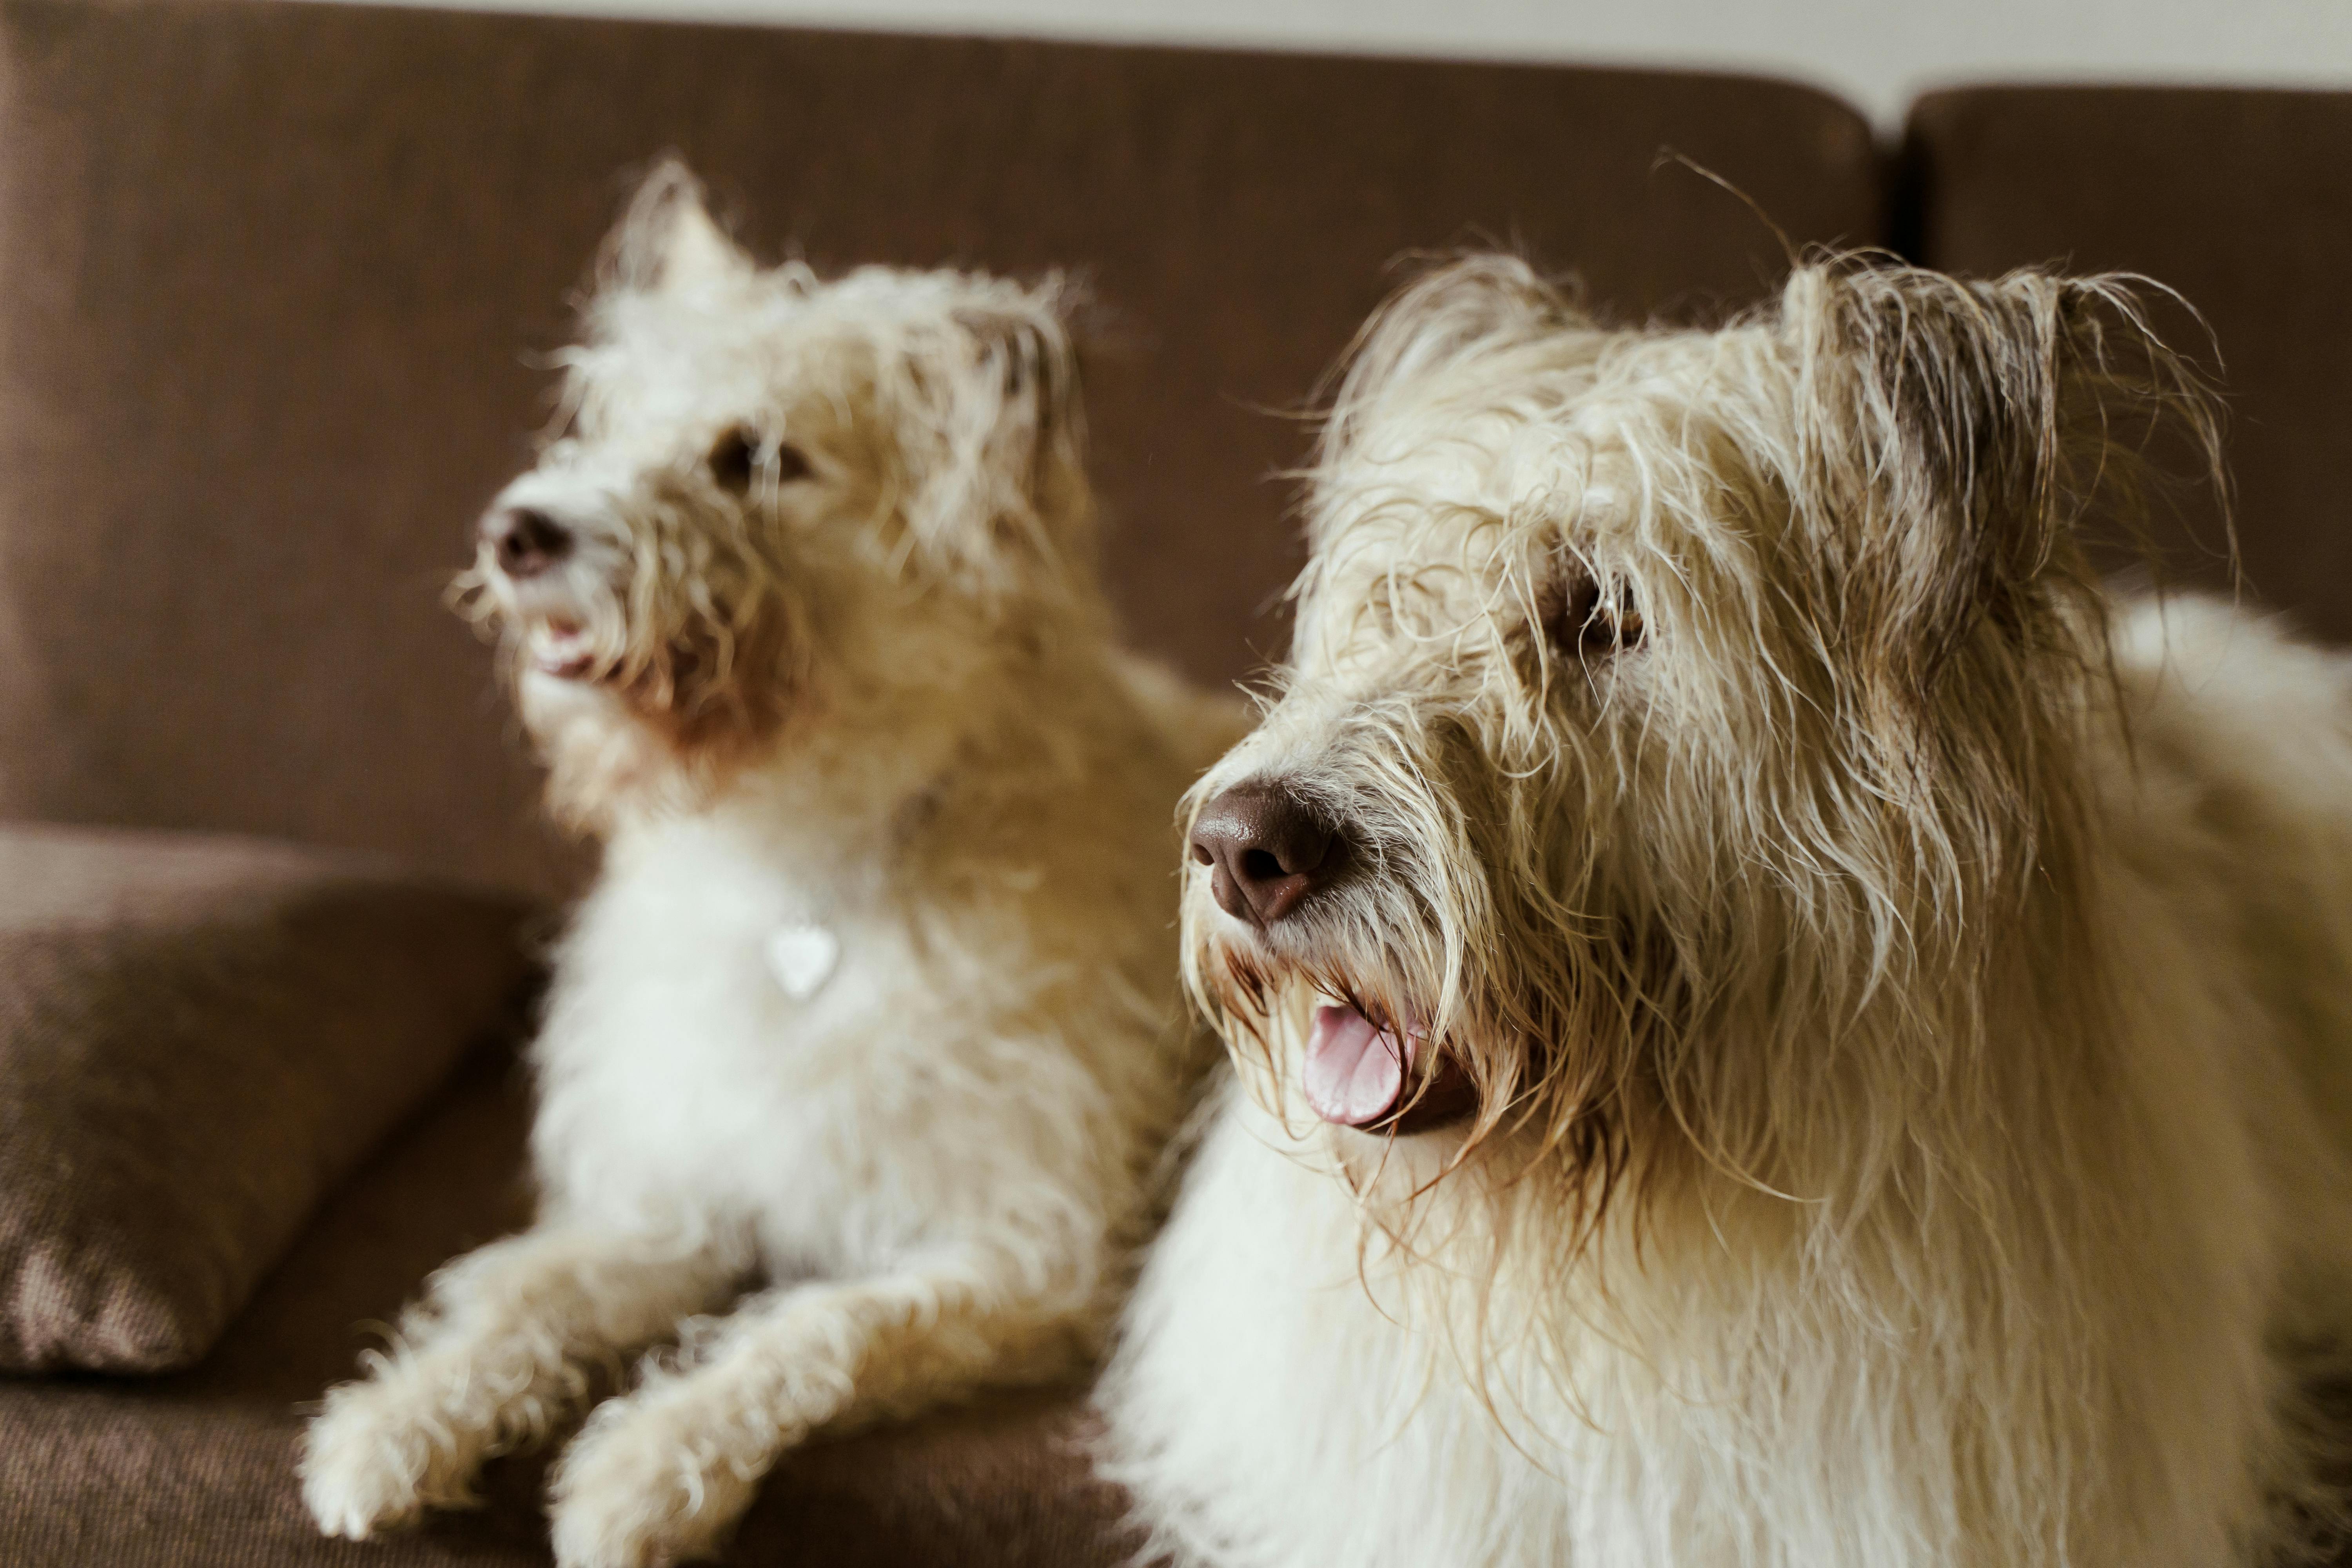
(0, 1050), (1133, 1568)
(0, 824), (537, 1373)
(0, 0), (1883, 894)
(1902, 86), (2352, 645)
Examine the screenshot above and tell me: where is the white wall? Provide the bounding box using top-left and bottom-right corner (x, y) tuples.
(328, 0), (2352, 126)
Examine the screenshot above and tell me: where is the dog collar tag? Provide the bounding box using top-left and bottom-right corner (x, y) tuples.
(766, 922), (840, 1001)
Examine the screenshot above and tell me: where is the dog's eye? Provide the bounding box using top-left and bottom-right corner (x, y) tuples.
(1546, 573), (1645, 658)
(708, 426), (813, 493)
(769, 441), (813, 483)
(709, 427), (760, 491)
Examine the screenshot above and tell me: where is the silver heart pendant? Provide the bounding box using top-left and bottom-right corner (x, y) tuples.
(765, 922), (840, 1001)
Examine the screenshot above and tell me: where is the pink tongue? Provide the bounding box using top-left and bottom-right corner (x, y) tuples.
(1303, 1004), (1410, 1126)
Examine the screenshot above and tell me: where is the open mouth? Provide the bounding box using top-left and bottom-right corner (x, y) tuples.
(1303, 1002), (1478, 1135)
(527, 619), (596, 679)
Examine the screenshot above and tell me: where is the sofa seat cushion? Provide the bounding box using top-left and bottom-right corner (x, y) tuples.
(0, 824), (538, 1373)
(0, 1050), (1134, 1567)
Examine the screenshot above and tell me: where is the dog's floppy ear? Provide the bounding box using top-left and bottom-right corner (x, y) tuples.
(897, 277), (1093, 588)
(603, 158), (754, 297)
(1782, 258), (2221, 701)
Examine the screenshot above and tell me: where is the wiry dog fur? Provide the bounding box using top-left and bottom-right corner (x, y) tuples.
(299, 164), (1235, 1568)
(1098, 253), (2352, 1567)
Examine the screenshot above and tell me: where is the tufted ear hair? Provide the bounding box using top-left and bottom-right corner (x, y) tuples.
(1320, 253), (1593, 467)
(601, 157), (755, 298)
(898, 276), (1094, 587)
(1781, 258), (2223, 707)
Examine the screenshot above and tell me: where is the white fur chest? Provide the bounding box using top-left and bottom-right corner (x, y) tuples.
(527, 811), (927, 1267)
(1105, 1086), (1581, 1568)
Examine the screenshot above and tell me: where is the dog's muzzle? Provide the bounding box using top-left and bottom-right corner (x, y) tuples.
(1189, 781), (1346, 927)
(476, 504), (603, 680)
(1189, 780), (1479, 1136)
(480, 505), (574, 581)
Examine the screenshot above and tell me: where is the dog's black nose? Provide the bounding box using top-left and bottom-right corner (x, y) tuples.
(1189, 782), (1343, 927)
(482, 506), (572, 579)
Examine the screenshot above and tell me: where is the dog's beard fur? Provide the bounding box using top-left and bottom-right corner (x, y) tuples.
(1166, 249), (2328, 1523)
(452, 482), (808, 827)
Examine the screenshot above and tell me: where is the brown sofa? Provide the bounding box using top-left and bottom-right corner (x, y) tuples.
(0, 2), (2344, 1563)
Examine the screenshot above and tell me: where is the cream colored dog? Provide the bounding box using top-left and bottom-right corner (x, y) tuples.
(299, 164), (1232, 1568)
(1100, 254), (2352, 1567)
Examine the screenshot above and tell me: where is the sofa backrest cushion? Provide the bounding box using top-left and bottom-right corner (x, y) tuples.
(1903, 86), (2352, 646)
(0, 0), (1880, 892)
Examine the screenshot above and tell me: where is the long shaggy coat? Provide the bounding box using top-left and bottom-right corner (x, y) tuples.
(301, 165), (1236, 1568)
(1100, 254), (2352, 1568)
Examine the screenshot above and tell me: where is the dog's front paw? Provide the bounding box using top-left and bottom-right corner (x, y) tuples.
(299, 1376), (480, 1539)
(547, 1404), (759, 1568)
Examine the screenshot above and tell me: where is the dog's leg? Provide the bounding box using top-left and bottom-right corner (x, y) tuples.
(301, 1224), (737, 1539)
(544, 1259), (1079, 1568)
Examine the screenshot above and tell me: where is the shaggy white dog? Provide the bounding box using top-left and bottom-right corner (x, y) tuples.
(1099, 254), (2352, 1567)
(299, 164), (1232, 1568)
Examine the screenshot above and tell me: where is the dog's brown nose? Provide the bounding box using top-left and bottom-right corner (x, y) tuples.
(1189, 782), (1342, 927)
(482, 506), (572, 579)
